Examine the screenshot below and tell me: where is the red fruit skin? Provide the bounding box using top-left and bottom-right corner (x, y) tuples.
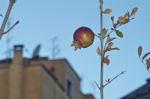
(73, 26), (94, 48)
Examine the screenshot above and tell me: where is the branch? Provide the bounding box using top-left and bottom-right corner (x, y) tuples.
(0, 0), (18, 39)
(103, 71), (126, 88)
(10, 0), (16, 4)
(2, 20), (19, 34)
(94, 33), (100, 39)
(94, 81), (101, 90)
(104, 18), (135, 39)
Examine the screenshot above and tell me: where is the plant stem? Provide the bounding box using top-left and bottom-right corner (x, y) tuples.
(99, 0), (104, 99)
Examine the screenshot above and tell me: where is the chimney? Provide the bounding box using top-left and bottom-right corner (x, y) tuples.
(13, 45), (24, 61)
(9, 45), (24, 99)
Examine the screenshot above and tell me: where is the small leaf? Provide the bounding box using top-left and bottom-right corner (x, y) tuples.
(138, 46), (142, 57)
(115, 30), (123, 38)
(131, 7), (138, 16)
(107, 47), (120, 51)
(103, 55), (110, 65)
(111, 16), (114, 22)
(97, 47), (101, 56)
(101, 28), (107, 37)
(106, 42), (113, 50)
(103, 9), (112, 14)
(106, 35), (111, 43)
(142, 52), (150, 60)
(107, 37), (116, 43)
(146, 59), (150, 70)
(117, 15), (129, 24)
(124, 12), (129, 18)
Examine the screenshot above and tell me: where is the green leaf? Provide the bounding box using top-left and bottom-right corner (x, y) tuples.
(107, 37), (116, 43)
(115, 30), (123, 38)
(101, 28), (107, 37)
(107, 47), (120, 51)
(138, 46), (142, 57)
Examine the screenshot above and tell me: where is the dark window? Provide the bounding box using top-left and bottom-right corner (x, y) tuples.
(67, 79), (73, 98)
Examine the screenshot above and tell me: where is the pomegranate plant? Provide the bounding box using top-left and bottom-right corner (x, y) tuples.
(71, 0), (138, 99)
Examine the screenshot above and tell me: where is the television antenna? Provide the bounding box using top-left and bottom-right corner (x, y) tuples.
(51, 36), (60, 59)
(32, 44), (41, 59)
(3, 19), (13, 59)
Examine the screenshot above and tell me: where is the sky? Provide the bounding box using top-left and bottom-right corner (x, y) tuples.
(0, 0), (150, 99)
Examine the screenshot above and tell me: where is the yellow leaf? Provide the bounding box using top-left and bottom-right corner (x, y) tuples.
(138, 46), (142, 57)
(118, 16), (128, 24)
(103, 9), (112, 14)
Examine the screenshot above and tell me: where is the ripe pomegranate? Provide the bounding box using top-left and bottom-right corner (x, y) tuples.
(71, 26), (95, 50)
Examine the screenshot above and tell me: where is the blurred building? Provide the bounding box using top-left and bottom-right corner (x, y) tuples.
(121, 78), (150, 99)
(0, 45), (95, 99)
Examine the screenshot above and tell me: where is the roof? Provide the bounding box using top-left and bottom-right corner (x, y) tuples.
(121, 78), (150, 99)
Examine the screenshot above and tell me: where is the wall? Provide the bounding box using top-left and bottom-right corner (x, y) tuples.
(0, 69), (8, 99)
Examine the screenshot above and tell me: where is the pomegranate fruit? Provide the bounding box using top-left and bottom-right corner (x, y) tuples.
(71, 26), (95, 50)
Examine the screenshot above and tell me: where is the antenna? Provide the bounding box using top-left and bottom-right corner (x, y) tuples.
(51, 36), (60, 59)
(32, 44), (41, 59)
(3, 19), (13, 59)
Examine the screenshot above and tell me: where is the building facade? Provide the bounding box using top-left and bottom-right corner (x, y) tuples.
(0, 45), (94, 99)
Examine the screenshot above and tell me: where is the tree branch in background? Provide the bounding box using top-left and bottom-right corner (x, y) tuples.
(0, 0), (19, 39)
(103, 71), (126, 88)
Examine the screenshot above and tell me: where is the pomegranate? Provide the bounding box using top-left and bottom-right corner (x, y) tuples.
(71, 26), (95, 50)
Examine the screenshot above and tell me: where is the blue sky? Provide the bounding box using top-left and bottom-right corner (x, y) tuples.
(0, 0), (150, 99)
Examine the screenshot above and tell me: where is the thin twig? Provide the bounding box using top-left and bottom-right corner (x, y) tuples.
(94, 33), (100, 39)
(103, 71), (126, 88)
(94, 81), (101, 90)
(2, 20), (19, 35)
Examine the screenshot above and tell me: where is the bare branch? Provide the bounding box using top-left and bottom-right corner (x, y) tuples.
(94, 81), (101, 90)
(10, 0), (16, 4)
(103, 71), (126, 88)
(94, 33), (100, 39)
(3, 20), (19, 34)
(0, 3), (13, 32)
(0, 0), (18, 39)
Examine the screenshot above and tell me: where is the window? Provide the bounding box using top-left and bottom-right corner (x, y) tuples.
(66, 79), (73, 98)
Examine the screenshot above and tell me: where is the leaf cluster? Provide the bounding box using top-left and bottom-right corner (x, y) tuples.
(97, 7), (138, 65)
